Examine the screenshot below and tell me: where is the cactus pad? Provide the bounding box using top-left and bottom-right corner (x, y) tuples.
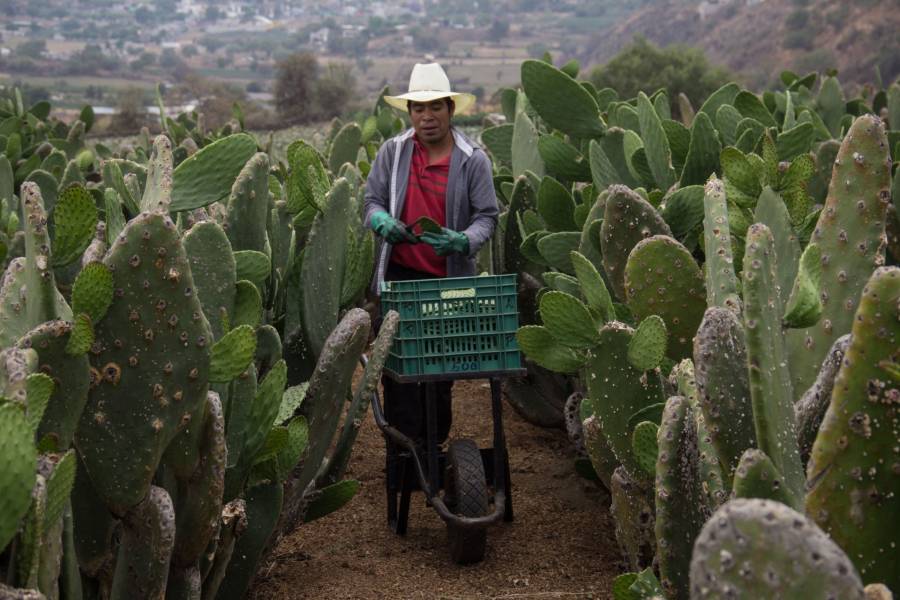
(731, 448), (800, 509)
(783, 242), (823, 328)
(787, 115), (892, 394)
(806, 267), (900, 589)
(601, 185), (672, 301)
(140, 135), (173, 213)
(520, 59), (605, 140)
(0, 402), (36, 550)
(742, 224), (804, 502)
(71, 262), (113, 323)
(627, 315), (667, 371)
(170, 133), (258, 212)
(631, 420), (659, 476)
(693, 307), (754, 482)
(225, 152), (270, 253)
(539, 290), (601, 348)
(209, 324), (257, 383)
(17, 321), (90, 448)
(702, 177), (740, 313)
(690, 498), (864, 599)
(624, 235), (706, 360)
(610, 466), (656, 571)
(585, 321), (666, 478)
(51, 184), (98, 267)
(76, 212), (212, 515)
(656, 396), (709, 600)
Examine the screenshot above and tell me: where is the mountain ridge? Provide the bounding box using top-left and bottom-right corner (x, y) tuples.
(580, 0), (900, 89)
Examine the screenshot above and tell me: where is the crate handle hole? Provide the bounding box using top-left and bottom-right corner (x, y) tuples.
(440, 288), (476, 299)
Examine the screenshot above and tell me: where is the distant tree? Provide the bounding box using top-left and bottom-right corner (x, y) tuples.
(134, 6), (153, 24)
(526, 42), (548, 59)
(199, 36), (225, 53)
(489, 20), (509, 39)
(15, 39), (46, 59)
(589, 36), (732, 117)
(204, 6), (223, 22)
(274, 52), (320, 123)
(131, 51), (157, 71)
(110, 87), (147, 134)
(412, 27), (445, 53)
(160, 48), (180, 69)
(65, 44), (119, 75)
(181, 44), (198, 58)
(314, 62), (356, 120)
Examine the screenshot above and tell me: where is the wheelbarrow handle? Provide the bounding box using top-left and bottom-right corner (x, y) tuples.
(362, 356), (437, 498)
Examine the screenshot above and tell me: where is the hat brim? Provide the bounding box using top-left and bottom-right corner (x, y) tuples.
(383, 91), (476, 114)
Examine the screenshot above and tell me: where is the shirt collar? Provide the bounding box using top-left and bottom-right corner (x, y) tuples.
(412, 134), (452, 166)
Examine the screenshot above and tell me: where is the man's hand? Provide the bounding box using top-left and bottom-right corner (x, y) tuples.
(370, 211), (418, 244)
(420, 227), (469, 256)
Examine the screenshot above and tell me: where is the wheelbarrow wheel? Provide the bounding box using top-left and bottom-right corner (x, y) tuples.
(444, 438), (489, 564)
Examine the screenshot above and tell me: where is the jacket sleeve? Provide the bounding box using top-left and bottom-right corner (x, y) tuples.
(363, 140), (394, 229)
(461, 150), (499, 257)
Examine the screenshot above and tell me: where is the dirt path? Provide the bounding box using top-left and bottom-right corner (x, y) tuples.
(250, 380), (621, 599)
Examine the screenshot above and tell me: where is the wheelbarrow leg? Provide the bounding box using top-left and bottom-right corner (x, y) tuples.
(490, 377), (513, 522)
(396, 454), (412, 536)
(386, 440), (412, 535)
(424, 381), (439, 502)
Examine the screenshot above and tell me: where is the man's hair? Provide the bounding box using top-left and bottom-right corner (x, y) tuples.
(407, 97), (455, 113)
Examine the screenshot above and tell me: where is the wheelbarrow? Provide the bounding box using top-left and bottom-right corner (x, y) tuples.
(371, 274), (526, 564)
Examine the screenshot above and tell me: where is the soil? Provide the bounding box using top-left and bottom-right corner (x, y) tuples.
(249, 379), (622, 600)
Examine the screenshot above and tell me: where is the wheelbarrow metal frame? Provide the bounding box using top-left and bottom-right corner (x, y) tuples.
(367, 357), (526, 533)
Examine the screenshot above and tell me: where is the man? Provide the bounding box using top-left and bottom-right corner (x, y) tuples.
(364, 62), (498, 453)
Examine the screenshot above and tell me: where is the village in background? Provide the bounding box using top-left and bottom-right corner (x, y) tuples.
(0, 0), (897, 136)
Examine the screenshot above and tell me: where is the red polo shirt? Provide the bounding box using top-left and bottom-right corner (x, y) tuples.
(390, 136), (450, 277)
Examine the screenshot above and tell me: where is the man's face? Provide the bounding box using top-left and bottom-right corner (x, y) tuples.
(409, 99), (454, 145)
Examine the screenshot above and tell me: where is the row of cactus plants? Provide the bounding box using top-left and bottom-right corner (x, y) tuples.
(0, 89), (397, 599)
(484, 56), (899, 598)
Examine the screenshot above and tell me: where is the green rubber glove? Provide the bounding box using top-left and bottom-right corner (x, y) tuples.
(420, 227), (469, 257)
(370, 211), (418, 244)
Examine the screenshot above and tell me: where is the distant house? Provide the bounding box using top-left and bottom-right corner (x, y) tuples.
(146, 103), (197, 116)
(310, 27), (329, 48)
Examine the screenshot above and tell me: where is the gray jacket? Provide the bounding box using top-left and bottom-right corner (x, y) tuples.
(364, 127), (498, 294)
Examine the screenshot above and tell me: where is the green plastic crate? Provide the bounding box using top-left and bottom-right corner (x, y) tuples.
(380, 274), (522, 378)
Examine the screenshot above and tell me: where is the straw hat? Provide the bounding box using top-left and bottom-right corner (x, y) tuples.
(383, 62), (476, 113)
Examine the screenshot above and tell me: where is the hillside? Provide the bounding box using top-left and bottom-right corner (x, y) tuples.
(581, 0), (900, 89)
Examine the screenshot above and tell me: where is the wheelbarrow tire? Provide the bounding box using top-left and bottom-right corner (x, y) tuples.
(444, 438), (489, 564)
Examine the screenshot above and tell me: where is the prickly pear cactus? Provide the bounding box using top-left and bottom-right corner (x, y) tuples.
(693, 307), (754, 483)
(225, 152), (270, 254)
(624, 235), (706, 360)
(806, 267), (900, 589)
(585, 321), (666, 479)
(794, 334), (849, 466)
(601, 185), (672, 300)
(16, 321), (90, 449)
(731, 448), (800, 508)
(75, 212), (213, 516)
(0, 400), (36, 551)
(610, 466), (656, 572)
(701, 177), (740, 313)
(787, 115), (892, 394)
(742, 224), (804, 503)
(690, 499), (865, 599)
(655, 396), (709, 600)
